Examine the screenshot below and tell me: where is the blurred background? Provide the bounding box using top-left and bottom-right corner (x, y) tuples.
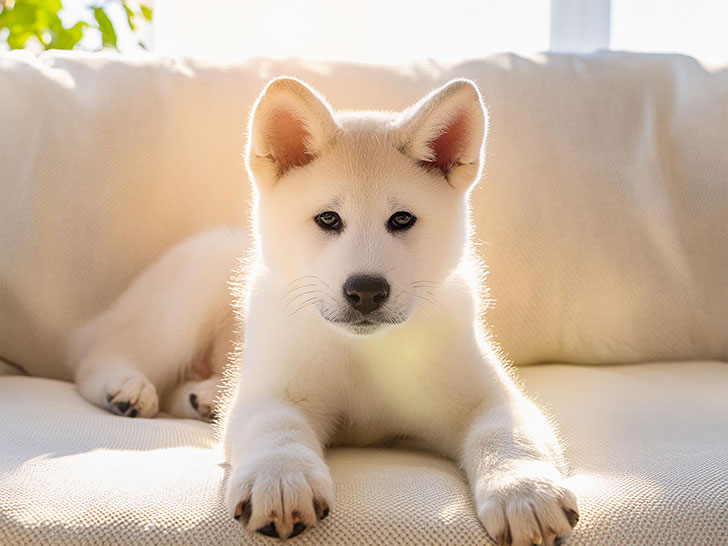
(1, 0), (727, 65)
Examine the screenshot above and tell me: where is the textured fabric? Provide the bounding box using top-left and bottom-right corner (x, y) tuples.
(2, 362), (727, 545)
(0, 376), (487, 545)
(518, 361), (728, 545)
(1, 52), (727, 379)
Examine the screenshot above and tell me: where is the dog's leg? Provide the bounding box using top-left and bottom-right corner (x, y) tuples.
(224, 397), (334, 540)
(163, 376), (221, 421)
(461, 379), (579, 546)
(75, 355), (159, 418)
(68, 228), (246, 420)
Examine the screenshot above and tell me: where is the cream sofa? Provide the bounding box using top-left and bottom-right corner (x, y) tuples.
(1, 51), (726, 545)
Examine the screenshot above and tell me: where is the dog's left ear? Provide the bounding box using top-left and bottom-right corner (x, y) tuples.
(397, 79), (487, 190)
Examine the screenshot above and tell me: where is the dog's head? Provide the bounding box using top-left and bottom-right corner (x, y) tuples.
(247, 77), (487, 335)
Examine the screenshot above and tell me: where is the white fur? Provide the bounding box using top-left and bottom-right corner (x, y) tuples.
(222, 78), (579, 544)
(68, 227), (246, 420)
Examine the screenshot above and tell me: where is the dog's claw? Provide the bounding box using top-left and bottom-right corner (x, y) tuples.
(189, 390), (217, 421)
(313, 497), (330, 520)
(564, 508), (579, 527)
(290, 522), (307, 537)
(234, 500), (252, 525)
(103, 374), (159, 418)
(256, 522), (279, 538)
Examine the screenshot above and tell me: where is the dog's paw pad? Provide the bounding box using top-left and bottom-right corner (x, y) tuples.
(105, 375), (158, 418)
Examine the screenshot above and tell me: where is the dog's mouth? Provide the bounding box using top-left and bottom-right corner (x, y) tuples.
(347, 319), (381, 335)
(321, 310), (406, 335)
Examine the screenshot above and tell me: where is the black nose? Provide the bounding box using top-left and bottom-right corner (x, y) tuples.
(343, 275), (390, 315)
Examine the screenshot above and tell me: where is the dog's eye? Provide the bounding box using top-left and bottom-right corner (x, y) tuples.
(314, 211), (343, 232)
(387, 211), (416, 232)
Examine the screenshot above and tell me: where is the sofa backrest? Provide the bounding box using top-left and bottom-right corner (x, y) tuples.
(1, 51), (726, 379)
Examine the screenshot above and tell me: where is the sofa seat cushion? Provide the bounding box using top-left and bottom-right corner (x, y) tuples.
(0, 376), (487, 545)
(518, 360), (728, 545)
(2, 361), (727, 544)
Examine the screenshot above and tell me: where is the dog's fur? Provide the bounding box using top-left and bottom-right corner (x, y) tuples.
(69, 78), (578, 546)
(69, 228), (245, 420)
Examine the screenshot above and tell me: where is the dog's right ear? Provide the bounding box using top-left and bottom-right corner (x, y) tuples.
(246, 77), (340, 188)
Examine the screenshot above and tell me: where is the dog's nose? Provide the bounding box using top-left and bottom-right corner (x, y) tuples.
(343, 275), (390, 315)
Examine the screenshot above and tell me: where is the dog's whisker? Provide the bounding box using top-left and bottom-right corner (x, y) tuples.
(276, 283), (316, 309)
(282, 289), (320, 309)
(282, 275), (320, 290)
(412, 287), (436, 299)
(281, 282), (319, 299)
(414, 294), (438, 307)
(277, 284), (320, 310)
(289, 297), (320, 317)
(414, 294), (445, 321)
(306, 275), (330, 288)
(283, 296), (321, 311)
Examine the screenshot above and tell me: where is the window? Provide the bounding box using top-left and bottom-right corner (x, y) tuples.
(39, 0), (728, 65)
(153, 0), (551, 63)
(611, 0), (728, 65)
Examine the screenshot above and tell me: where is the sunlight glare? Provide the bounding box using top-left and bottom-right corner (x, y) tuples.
(154, 0), (550, 64)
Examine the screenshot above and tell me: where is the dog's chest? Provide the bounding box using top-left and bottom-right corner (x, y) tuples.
(339, 330), (461, 443)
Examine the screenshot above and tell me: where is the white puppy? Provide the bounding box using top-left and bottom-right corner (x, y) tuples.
(68, 77), (578, 545)
(222, 78), (579, 545)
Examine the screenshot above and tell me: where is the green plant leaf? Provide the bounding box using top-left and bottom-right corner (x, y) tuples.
(93, 6), (116, 48)
(52, 20), (86, 49)
(122, 2), (135, 31)
(6, 27), (33, 48)
(1, 0), (146, 52)
(0, 3), (37, 29)
(43, 0), (64, 13)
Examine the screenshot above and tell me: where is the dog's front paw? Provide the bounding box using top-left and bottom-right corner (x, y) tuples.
(475, 461), (578, 546)
(104, 372), (159, 418)
(226, 445), (334, 540)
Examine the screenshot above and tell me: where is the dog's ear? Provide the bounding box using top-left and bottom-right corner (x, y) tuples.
(247, 77), (340, 187)
(397, 79), (487, 190)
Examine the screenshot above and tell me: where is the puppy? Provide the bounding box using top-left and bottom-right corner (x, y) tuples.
(222, 77), (579, 545)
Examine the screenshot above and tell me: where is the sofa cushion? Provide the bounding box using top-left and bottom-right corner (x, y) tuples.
(0, 376), (487, 545)
(2, 361), (726, 544)
(518, 360), (728, 545)
(1, 52), (726, 380)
